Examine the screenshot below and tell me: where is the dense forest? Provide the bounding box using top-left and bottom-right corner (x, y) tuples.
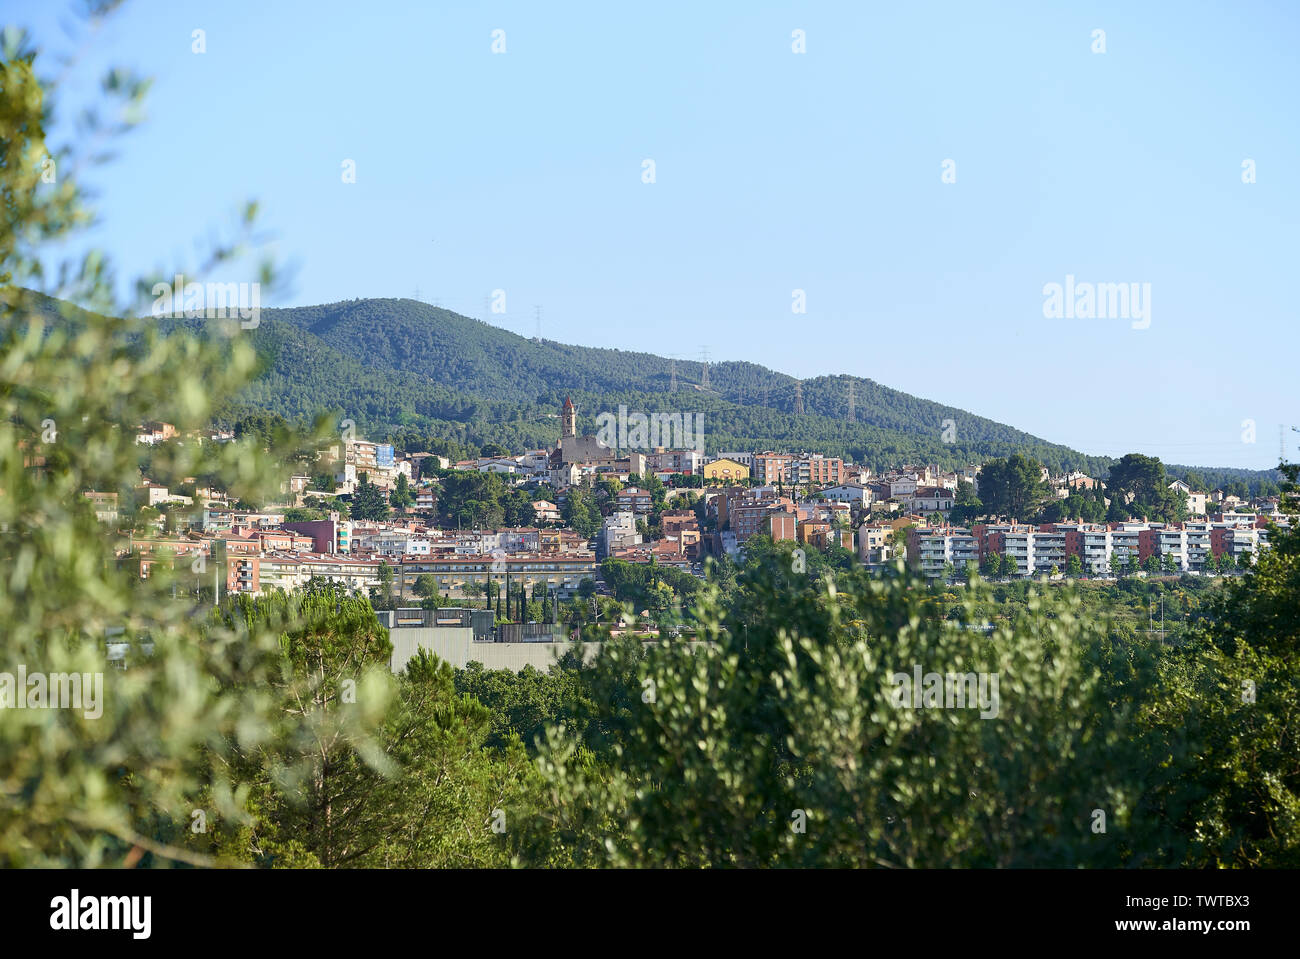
(26, 292), (1282, 489)
(237, 297), (1114, 473)
(231, 298), (1284, 485)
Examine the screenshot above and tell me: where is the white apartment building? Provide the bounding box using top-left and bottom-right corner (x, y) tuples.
(478, 458), (522, 476)
(886, 475), (919, 499)
(1032, 529), (1067, 574)
(916, 534), (950, 578)
(1224, 526), (1265, 565)
(714, 451), (755, 468)
(351, 530), (433, 557)
(821, 483), (873, 506)
(1216, 512), (1259, 527)
(647, 449), (703, 475)
(1183, 523), (1213, 570)
(600, 511), (641, 555)
(1156, 527), (1192, 571)
(950, 531), (981, 569)
(907, 518), (1278, 581)
(908, 486), (956, 514)
(517, 450), (553, 473)
(911, 528), (979, 578)
(1001, 528), (1035, 577)
(258, 555), (309, 593)
(1110, 526), (1144, 569)
(1080, 527), (1112, 575)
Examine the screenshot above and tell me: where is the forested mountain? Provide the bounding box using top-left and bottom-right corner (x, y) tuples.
(20, 292), (1283, 484)
(230, 297), (1115, 473)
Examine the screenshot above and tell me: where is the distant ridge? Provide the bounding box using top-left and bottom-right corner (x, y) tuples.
(227, 296), (1100, 474)
(15, 291), (1281, 484)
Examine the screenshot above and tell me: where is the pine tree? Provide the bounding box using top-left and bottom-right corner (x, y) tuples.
(351, 472), (391, 521)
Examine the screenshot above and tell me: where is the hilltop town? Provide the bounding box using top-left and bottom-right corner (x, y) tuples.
(103, 399), (1288, 621)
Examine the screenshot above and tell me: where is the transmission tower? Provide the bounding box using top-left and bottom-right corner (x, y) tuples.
(669, 355), (678, 392)
(533, 305), (542, 343)
(794, 380), (804, 416)
(699, 347), (711, 390)
(847, 380), (856, 423)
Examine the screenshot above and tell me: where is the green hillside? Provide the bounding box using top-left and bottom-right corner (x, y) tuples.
(247, 297), (1111, 474)
(15, 291), (1283, 487)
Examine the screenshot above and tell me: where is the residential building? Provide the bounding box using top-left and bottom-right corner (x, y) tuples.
(647, 449), (703, 475)
(83, 491), (120, 523)
(907, 526), (979, 578)
(752, 452), (794, 486)
(818, 483), (873, 506)
(702, 457), (750, 482)
(599, 511), (641, 556)
(616, 487), (655, 514)
(532, 500), (561, 524)
(714, 451), (755, 469)
(396, 554), (599, 603)
(908, 486), (955, 514)
(282, 514), (352, 554)
(791, 455), (843, 487)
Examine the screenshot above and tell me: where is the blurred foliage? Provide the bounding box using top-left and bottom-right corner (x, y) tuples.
(0, 7), (332, 867)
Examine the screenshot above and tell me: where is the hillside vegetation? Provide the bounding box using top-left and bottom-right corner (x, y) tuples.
(237, 297), (1109, 473)
(25, 292), (1278, 488)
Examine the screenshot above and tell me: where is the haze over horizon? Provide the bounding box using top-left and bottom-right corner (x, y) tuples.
(15, 0), (1298, 469)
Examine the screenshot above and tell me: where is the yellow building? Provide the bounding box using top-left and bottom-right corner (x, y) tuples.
(703, 458), (750, 482)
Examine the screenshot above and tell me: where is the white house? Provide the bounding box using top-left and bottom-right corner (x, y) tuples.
(907, 486), (955, 514)
(1169, 479), (1207, 516)
(886, 475), (919, 498)
(532, 500), (561, 524)
(818, 483), (874, 506)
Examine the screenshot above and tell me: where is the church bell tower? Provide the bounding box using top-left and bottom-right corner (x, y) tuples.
(561, 396), (577, 439)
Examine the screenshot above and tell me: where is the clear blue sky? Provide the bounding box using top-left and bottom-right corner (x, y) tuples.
(14, 0), (1299, 469)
